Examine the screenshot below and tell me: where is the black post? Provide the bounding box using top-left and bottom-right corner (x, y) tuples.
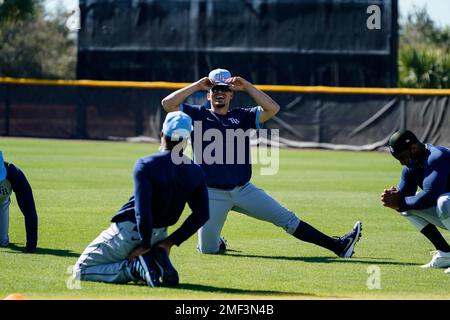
(76, 87), (87, 139)
(134, 105), (144, 137)
(391, 0), (399, 87)
(4, 84), (11, 136)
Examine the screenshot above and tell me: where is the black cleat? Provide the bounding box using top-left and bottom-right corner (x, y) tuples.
(218, 237), (227, 253)
(130, 253), (161, 287)
(150, 247), (179, 286)
(336, 221), (363, 258)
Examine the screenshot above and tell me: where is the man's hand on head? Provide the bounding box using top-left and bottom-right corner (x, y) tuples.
(196, 77), (214, 91)
(224, 76), (250, 91)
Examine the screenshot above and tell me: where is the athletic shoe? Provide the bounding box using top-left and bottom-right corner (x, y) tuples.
(420, 250), (450, 269)
(219, 237), (227, 253)
(129, 253), (161, 287)
(445, 267), (450, 274)
(150, 247), (179, 286)
(336, 221), (363, 258)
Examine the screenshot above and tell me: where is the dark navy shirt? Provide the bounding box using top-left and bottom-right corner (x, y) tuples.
(0, 162), (38, 251)
(180, 103), (261, 189)
(111, 151), (209, 248)
(398, 144), (450, 211)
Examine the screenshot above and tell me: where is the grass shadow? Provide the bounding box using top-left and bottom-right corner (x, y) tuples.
(223, 252), (419, 266)
(172, 283), (316, 297)
(6, 243), (80, 258)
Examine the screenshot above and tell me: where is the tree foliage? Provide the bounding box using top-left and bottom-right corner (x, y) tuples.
(0, 0), (36, 23)
(399, 6), (450, 88)
(0, 0), (76, 79)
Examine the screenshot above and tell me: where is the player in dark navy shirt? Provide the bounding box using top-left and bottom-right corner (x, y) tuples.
(382, 130), (450, 273)
(0, 151), (38, 253)
(161, 68), (362, 258)
(73, 111), (210, 287)
(180, 102), (260, 189)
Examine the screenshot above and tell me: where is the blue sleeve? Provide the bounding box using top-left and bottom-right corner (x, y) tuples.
(397, 167), (418, 197)
(255, 106), (263, 129)
(398, 153), (449, 211)
(7, 163), (38, 251)
(179, 103), (202, 121)
(133, 159), (153, 249)
(166, 172), (209, 246)
(240, 107), (262, 130)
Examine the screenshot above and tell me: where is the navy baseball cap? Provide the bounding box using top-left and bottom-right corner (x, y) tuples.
(208, 68), (233, 86)
(0, 151), (6, 181)
(387, 130), (419, 156)
(162, 111), (193, 139)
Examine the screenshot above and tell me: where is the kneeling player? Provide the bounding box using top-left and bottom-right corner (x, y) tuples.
(73, 111), (209, 287)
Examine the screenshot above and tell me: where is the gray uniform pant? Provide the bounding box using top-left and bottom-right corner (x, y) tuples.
(73, 221), (167, 283)
(197, 182), (301, 254)
(0, 199), (10, 247)
(401, 193), (450, 231)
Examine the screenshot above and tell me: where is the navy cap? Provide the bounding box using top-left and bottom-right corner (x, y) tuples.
(388, 130), (419, 156)
(162, 111), (193, 139)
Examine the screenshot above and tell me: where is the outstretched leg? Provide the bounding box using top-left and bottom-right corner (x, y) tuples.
(233, 183), (362, 257)
(293, 220), (362, 258)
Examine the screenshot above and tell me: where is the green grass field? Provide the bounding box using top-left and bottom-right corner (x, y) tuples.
(0, 137), (449, 300)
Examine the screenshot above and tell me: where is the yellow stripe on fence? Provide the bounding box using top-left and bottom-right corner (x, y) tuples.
(0, 77), (190, 90)
(1, 77), (450, 96)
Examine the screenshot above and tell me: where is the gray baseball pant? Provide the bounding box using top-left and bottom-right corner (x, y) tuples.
(73, 221), (167, 283)
(401, 193), (450, 231)
(0, 199), (10, 247)
(197, 182), (301, 254)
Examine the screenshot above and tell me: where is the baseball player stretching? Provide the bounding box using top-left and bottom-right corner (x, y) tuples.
(382, 130), (450, 274)
(161, 68), (362, 257)
(0, 151), (38, 253)
(73, 112), (210, 287)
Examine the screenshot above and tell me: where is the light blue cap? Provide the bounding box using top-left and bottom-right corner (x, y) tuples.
(162, 111), (193, 139)
(208, 68), (232, 86)
(0, 151), (6, 181)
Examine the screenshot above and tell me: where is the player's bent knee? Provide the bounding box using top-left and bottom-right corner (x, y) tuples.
(197, 246), (221, 254)
(197, 234), (223, 254)
(403, 211), (429, 231)
(197, 239), (223, 254)
(437, 195), (450, 218)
